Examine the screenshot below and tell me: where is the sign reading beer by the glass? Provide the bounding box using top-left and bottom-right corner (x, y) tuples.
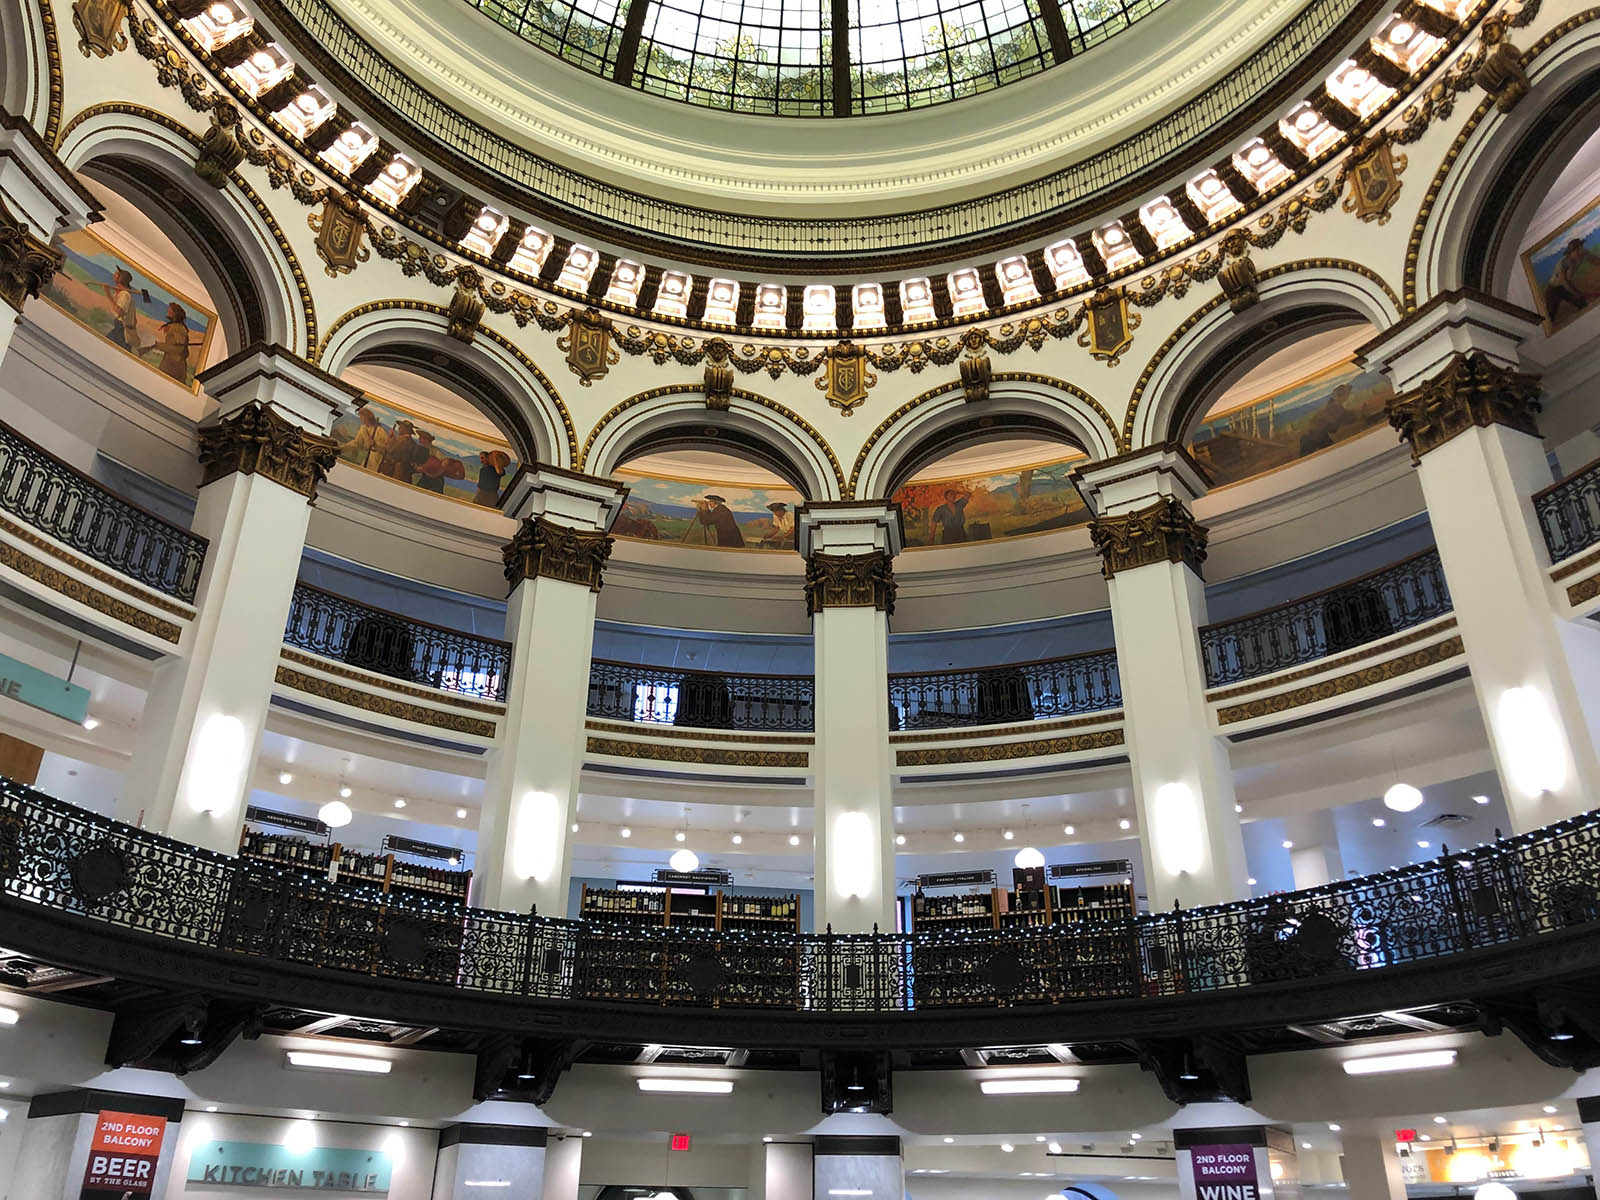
(81, 1110), (168, 1200)
(186, 1142), (392, 1193)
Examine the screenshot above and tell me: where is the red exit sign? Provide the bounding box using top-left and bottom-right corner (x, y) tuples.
(670, 1133), (691, 1152)
(1395, 1129), (1417, 1143)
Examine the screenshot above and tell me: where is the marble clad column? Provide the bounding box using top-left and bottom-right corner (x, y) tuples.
(120, 345), (354, 851)
(432, 1124), (549, 1200)
(11, 1089), (185, 1200)
(1361, 289), (1600, 831)
(797, 501), (902, 934)
(477, 465), (627, 915)
(810, 1135), (901, 1200)
(1074, 446), (1249, 910)
(0, 108), (101, 365)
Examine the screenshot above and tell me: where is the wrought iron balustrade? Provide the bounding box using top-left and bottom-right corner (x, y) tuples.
(1199, 547), (1453, 687)
(0, 421), (208, 602)
(888, 648), (1121, 730)
(283, 581), (511, 701)
(587, 659), (814, 733)
(1533, 457), (1600, 564)
(4, 775), (1597, 1017)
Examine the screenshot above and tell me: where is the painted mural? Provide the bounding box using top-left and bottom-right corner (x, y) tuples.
(1188, 358), (1393, 488)
(1523, 188), (1600, 331)
(330, 395), (519, 507)
(893, 454), (1090, 548)
(40, 228), (218, 391)
(611, 469), (802, 550)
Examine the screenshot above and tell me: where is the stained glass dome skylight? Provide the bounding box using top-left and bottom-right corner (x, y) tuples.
(468, 0), (1167, 116)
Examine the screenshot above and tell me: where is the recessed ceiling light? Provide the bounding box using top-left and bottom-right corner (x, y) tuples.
(762, 1136), (773, 1143)
(952, 832), (964, 843)
(979, 1077), (1080, 1095)
(339, 785), (352, 798)
(1433, 1116), (1447, 1124)
(1472, 794), (1491, 805)
(1001, 1143), (1014, 1152)
(279, 771), (294, 785)
(1003, 830), (1014, 841)
(456, 807), (468, 819)
(1328, 1123), (1340, 1131)
(731, 834), (743, 845)
(1282, 840), (1294, 849)
(1247, 877), (1258, 886)
(204, 1104), (216, 1112)
(1063, 825), (1075, 835)
(1543, 1105), (1558, 1114)
(788, 834), (800, 846)
(943, 1137), (955, 1144)
(1035, 1136), (1047, 1143)
(620, 827), (632, 838)
(1342, 1050), (1456, 1076)
(1372, 817), (1386, 827)
(285, 1051), (391, 1075)
(1417, 840), (1430, 849)
(571, 823), (580, 833)
(1118, 819), (1131, 831)
(675, 831), (687, 843)
(895, 834), (906, 845)
(1234, 804), (1242, 813)
(393, 798), (407, 809)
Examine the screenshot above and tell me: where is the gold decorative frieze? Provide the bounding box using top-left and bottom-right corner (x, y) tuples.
(279, 648), (506, 715)
(1474, 38), (1529, 112)
(1216, 637), (1464, 726)
(196, 401), (340, 501)
(1089, 498), (1208, 580)
(804, 551), (895, 616)
(72, 0), (128, 57)
(1079, 287), (1138, 365)
(309, 191), (370, 278)
(1206, 619), (1456, 702)
(0, 198), (63, 315)
(1387, 351), (1542, 463)
(0, 534), (183, 643)
(502, 515), (613, 593)
(586, 736), (809, 769)
(585, 719), (814, 745)
(896, 727), (1124, 767)
(559, 308), (618, 385)
(275, 666), (498, 737)
(1341, 135), (1407, 225)
(817, 340), (876, 416)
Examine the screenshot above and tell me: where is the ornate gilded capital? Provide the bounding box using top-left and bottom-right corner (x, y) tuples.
(0, 198), (63, 314)
(502, 515), (614, 593)
(804, 551), (896, 617)
(1386, 351), (1542, 463)
(1088, 497), (1208, 580)
(196, 402), (340, 501)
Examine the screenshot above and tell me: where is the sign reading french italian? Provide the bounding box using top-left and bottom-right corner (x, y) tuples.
(1189, 1143), (1259, 1200)
(187, 1141), (391, 1193)
(80, 1110), (168, 1200)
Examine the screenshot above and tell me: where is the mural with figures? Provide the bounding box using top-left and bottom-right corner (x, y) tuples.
(894, 455), (1090, 548)
(1523, 189), (1600, 331)
(40, 229), (218, 391)
(1187, 358), (1393, 488)
(330, 395), (520, 507)
(612, 469), (802, 550)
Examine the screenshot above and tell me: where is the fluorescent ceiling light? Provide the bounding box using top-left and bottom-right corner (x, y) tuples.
(285, 1050), (392, 1075)
(1341, 1049), (1456, 1076)
(464, 1183), (511, 1189)
(637, 1078), (734, 1094)
(979, 1077), (1081, 1095)
(0, 1006), (18, 1025)
(828, 1191), (873, 1197)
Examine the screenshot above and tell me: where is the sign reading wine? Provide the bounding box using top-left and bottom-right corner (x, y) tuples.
(1189, 1144), (1260, 1200)
(80, 1110), (168, 1200)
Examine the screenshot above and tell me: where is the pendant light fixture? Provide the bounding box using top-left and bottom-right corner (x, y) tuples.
(669, 807), (698, 873)
(1013, 804), (1045, 870)
(1383, 745), (1423, 813)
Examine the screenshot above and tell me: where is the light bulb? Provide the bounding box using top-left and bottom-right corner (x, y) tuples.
(731, 834), (743, 845)
(1384, 782), (1423, 812)
(318, 801), (352, 829)
(675, 831), (686, 842)
(279, 771), (294, 785)
(1014, 846), (1045, 870)
(456, 807), (468, 819)
(620, 827), (631, 839)
(339, 785), (352, 799)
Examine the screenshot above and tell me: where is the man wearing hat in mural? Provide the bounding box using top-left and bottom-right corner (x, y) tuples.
(474, 450), (511, 507)
(761, 500), (794, 549)
(691, 494), (745, 548)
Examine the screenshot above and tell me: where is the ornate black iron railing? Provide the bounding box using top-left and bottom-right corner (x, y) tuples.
(283, 581), (511, 701)
(0, 421), (208, 603)
(587, 659), (814, 733)
(1533, 457), (1600, 565)
(4, 777), (1597, 1014)
(888, 648), (1121, 730)
(1199, 547), (1453, 688)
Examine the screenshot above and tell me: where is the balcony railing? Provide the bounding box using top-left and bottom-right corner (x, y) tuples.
(586, 659), (814, 733)
(7, 777), (1594, 1014)
(0, 421), (208, 603)
(1199, 548), (1453, 688)
(888, 648), (1121, 731)
(282, 581), (511, 701)
(1533, 457), (1600, 565)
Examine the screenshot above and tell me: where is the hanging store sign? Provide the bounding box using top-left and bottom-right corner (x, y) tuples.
(80, 1110), (168, 1200)
(0, 651), (89, 725)
(245, 805), (329, 837)
(186, 1142), (391, 1193)
(1188, 1144), (1259, 1200)
(1048, 859), (1133, 879)
(916, 870), (995, 889)
(652, 868), (732, 886)
(383, 834), (464, 863)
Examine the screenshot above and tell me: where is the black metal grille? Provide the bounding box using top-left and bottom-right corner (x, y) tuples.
(888, 648), (1121, 730)
(283, 581), (511, 701)
(1199, 548), (1453, 688)
(4, 776), (1597, 1014)
(0, 421), (208, 603)
(587, 659), (814, 732)
(1533, 458), (1600, 565)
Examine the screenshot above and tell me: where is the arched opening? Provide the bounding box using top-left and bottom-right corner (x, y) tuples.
(890, 432), (1088, 549)
(611, 442), (804, 552)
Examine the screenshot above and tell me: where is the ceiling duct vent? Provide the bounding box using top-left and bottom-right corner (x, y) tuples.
(1421, 812), (1472, 828)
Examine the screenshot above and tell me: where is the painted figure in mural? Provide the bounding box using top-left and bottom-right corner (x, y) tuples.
(380, 419), (424, 483)
(693, 495), (745, 547)
(415, 431), (448, 494)
(339, 406), (390, 471)
(931, 488), (972, 544)
(150, 302), (201, 382)
(1545, 238), (1600, 322)
(1297, 383), (1357, 456)
(98, 267), (143, 353)
(762, 501), (795, 549)
(474, 450), (511, 506)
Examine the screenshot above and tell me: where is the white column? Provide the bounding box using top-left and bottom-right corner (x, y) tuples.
(1362, 291), (1600, 831)
(477, 466), (626, 916)
(541, 1135), (583, 1200)
(1286, 810), (1344, 890)
(432, 1125), (550, 1200)
(1579, 1095), (1600, 1199)
(763, 1141), (813, 1200)
(0, 111), (100, 365)
(798, 501), (902, 934)
(1074, 446), (1248, 910)
(120, 346), (355, 850)
(1336, 1124), (1408, 1199)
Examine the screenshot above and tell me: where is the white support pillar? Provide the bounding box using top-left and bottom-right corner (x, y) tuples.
(477, 465), (627, 916)
(1579, 1095), (1600, 1200)
(1074, 446), (1248, 910)
(1362, 290), (1600, 831)
(0, 110), (101, 365)
(120, 346), (354, 851)
(1336, 1122), (1408, 1200)
(797, 501), (902, 934)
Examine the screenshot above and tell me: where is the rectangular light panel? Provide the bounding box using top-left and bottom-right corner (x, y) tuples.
(1342, 1049), (1457, 1076)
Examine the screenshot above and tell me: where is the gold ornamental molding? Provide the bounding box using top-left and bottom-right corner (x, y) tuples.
(1387, 351), (1541, 462)
(584, 719), (814, 746)
(896, 727), (1125, 767)
(1216, 635), (1465, 725)
(0, 530), (184, 643)
(586, 736), (809, 769)
(1551, 545), (1600, 583)
(0, 196), (64, 314)
(275, 666), (498, 737)
(0, 510), (193, 616)
(502, 515), (613, 594)
(890, 710), (1124, 744)
(1568, 573), (1600, 607)
(1088, 498), (1208, 580)
(38, 0), (65, 145)
(196, 401), (340, 501)
(1206, 618), (1457, 702)
(804, 551), (896, 616)
(279, 648), (507, 715)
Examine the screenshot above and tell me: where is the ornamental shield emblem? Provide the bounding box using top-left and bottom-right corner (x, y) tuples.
(308, 192), (370, 278)
(1078, 287), (1139, 366)
(1342, 137), (1407, 225)
(72, 0), (129, 57)
(558, 308), (619, 386)
(816, 340), (876, 416)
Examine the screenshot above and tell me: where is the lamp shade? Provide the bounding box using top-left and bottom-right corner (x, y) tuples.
(318, 800), (353, 828)
(669, 848), (700, 874)
(1383, 782), (1423, 813)
(1014, 846), (1045, 869)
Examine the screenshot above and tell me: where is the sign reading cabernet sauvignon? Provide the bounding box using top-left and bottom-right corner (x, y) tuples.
(187, 1142), (392, 1193)
(1189, 1143), (1260, 1200)
(80, 1110), (168, 1200)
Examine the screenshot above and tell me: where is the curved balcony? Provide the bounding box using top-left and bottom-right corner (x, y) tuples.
(1534, 456), (1600, 565)
(888, 648), (1121, 731)
(586, 659), (815, 733)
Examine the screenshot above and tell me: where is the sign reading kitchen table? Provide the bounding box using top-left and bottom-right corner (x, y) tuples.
(80, 1110), (168, 1200)
(187, 1142), (392, 1192)
(1189, 1143), (1260, 1199)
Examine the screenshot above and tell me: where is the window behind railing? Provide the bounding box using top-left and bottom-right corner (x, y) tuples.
(887, 647), (1121, 730)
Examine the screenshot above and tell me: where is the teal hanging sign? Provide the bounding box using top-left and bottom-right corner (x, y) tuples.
(0, 651), (89, 725)
(185, 1142), (392, 1193)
